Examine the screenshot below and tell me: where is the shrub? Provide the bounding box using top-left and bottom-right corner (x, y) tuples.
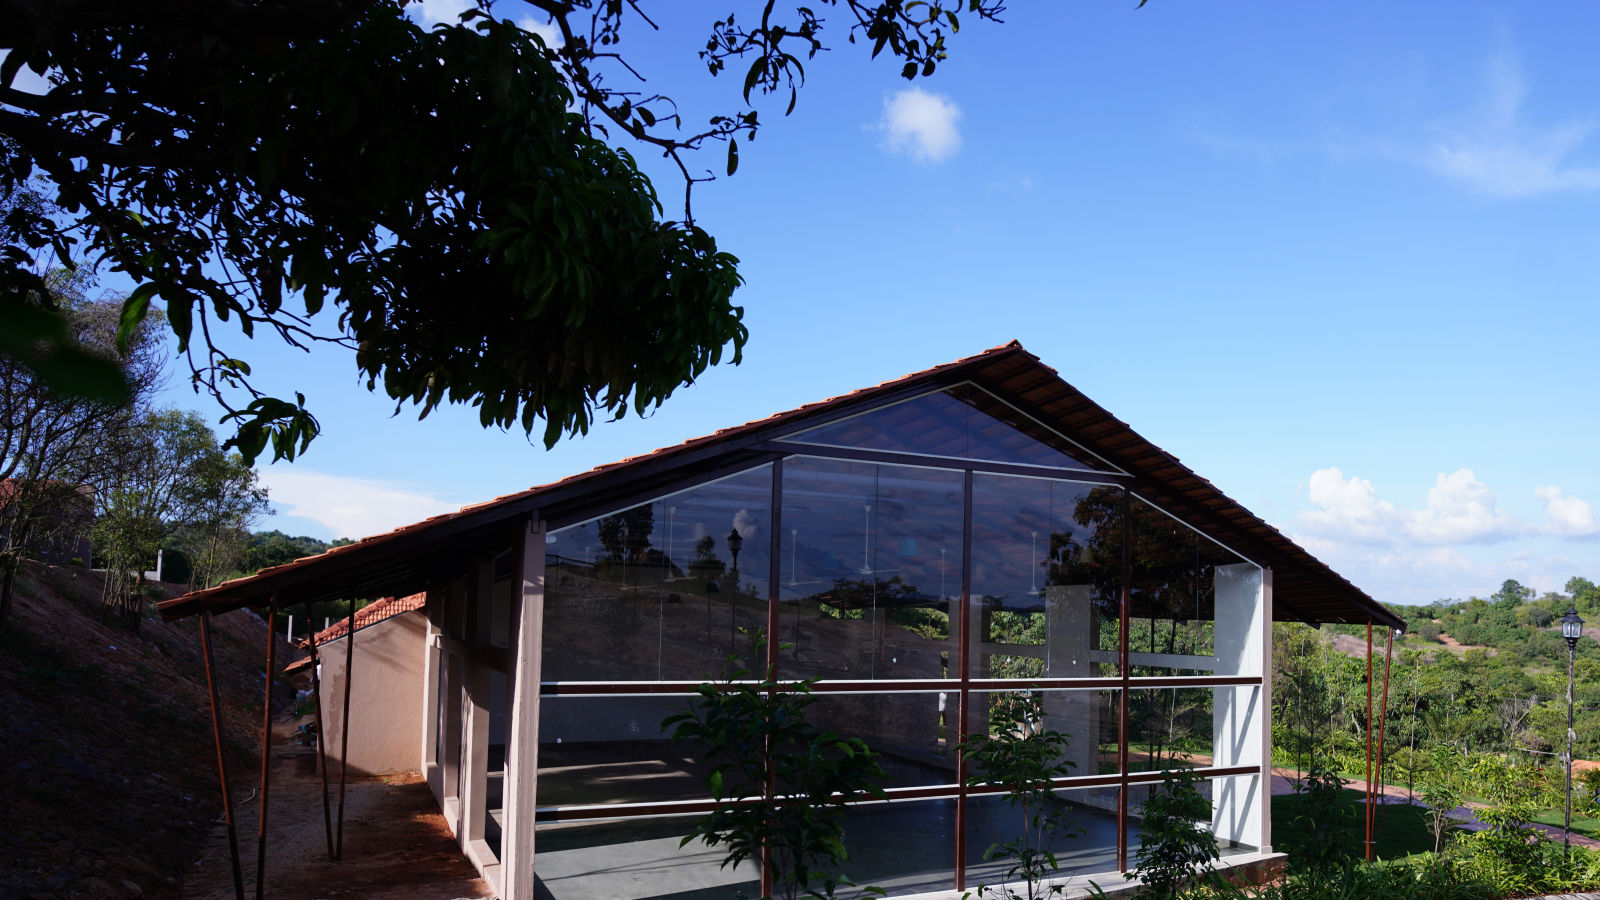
(664, 630), (887, 900)
(1126, 763), (1218, 900)
(1280, 765), (1355, 874)
(960, 693), (1080, 900)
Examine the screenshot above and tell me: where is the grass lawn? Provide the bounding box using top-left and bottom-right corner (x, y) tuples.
(1272, 788), (1440, 861)
(1531, 807), (1600, 839)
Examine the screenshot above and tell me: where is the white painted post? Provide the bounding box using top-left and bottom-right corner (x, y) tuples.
(502, 518), (546, 900)
(286, 614), (295, 646)
(1212, 562), (1266, 850)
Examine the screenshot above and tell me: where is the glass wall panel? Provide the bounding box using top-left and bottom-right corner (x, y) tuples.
(778, 458), (962, 682)
(835, 798), (957, 897)
(786, 384), (1115, 473)
(534, 816), (759, 900)
(1127, 496), (1260, 676)
(966, 689), (1120, 777)
(484, 668), (507, 859)
(1125, 774), (1258, 868)
(542, 466), (773, 683)
(803, 692), (959, 788)
(970, 476), (1122, 679)
(965, 786), (1121, 883)
(537, 694), (722, 808)
(1125, 687), (1214, 773)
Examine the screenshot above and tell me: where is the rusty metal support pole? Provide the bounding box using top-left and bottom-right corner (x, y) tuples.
(1375, 628), (1395, 848)
(1116, 490), (1131, 874)
(256, 602), (278, 899)
(954, 471), (973, 891)
(336, 595), (357, 859)
(199, 613), (246, 900)
(1363, 621), (1376, 858)
(303, 602), (334, 862)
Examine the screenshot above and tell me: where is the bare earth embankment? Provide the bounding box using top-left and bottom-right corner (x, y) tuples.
(0, 562), (281, 899)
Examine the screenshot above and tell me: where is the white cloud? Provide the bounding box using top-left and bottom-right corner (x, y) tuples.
(519, 17), (562, 48)
(1296, 466), (1515, 547)
(879, 88), (962, 163)
(260, 468), (461, 542)
(1536, 485), (1600, 537)
(1425, 53), (1600, 197)
(409, 0), (476, 27)
(1405, 468), (1515, 545)
(1297, 467), (1402, 545)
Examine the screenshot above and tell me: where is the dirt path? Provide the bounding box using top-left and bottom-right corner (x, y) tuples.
(183, 721), (491, 899)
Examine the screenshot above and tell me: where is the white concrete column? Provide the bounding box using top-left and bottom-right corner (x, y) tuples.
(1044, 585), (1101, 791)
(422, 587), (443, 802)
(502, 518), (546, 900)
(460, 555), (498, 885)
(1211, 562), (1266, 849)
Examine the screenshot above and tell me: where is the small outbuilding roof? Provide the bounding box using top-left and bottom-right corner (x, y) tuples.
(159, 342), (1403, 630)
(283, 593), (426, 674)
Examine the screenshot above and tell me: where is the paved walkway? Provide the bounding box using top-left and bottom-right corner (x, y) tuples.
(1268, 767), (1600, 850)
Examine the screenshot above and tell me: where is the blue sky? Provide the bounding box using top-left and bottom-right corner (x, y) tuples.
(145, 2), (1600, 606)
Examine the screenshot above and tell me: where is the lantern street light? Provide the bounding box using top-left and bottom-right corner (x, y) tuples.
(1562, 606), (1585, 850)
(726, 527), (744, 647)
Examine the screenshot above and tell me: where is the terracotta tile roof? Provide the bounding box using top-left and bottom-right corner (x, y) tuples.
(306, 592), (427, 646)
(282, 593), (426, 674)
(157, 341), (1402, 629)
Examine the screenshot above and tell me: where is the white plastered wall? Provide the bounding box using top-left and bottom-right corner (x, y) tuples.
(317, 610), (429, 776)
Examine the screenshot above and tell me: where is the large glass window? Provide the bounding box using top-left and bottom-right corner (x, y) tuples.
(528, 442), (1267, 897)
(966, 786), (1122, 882)
(533, 816), (759, 900)
(778, 458), (963, 682)
(970, 475), (1122, 680)
(1126, 496), (1257, 676)
(542, 466), (773, 683)
(536, 695), (717, 809)
(786, 384), (1118, 473)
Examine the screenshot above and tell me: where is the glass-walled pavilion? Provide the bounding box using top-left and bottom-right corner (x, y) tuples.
(529, 382), (1270, 898)
(162, 342), (1404, 900)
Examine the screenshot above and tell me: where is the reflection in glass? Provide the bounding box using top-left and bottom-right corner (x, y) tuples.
(786, 383), (1115, 472)
(835, 798), (956, 896)
(1126, 496), (1260, 675)
(966, 690), (1120, 778)
(536, 695), (719, 808)
(778, 458), (962, 681)
(485, 669), (507, 860)
(542, 466), (773, 683)
(804, 692), (958, 788)
(533, 816), (758, 900)
(965, 787), (1121, 883)
(970, 476), (1122, 679)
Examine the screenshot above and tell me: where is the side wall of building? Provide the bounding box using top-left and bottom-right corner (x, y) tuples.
(318, 610), (429, 776)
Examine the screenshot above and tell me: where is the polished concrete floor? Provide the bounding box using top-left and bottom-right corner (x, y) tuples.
(531, 794), (1182, 900)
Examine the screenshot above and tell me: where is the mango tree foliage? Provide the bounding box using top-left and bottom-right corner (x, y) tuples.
(0, 0), (1003, 463)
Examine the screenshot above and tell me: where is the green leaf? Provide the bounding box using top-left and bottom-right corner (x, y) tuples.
(30, 348), (133, 405)
(726, 139), (739, 176)
(118, 287), (156, 355)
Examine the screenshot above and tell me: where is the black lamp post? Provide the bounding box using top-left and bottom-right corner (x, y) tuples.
(726, 528), (744, 646)
(1563, 605), (1585, 850)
